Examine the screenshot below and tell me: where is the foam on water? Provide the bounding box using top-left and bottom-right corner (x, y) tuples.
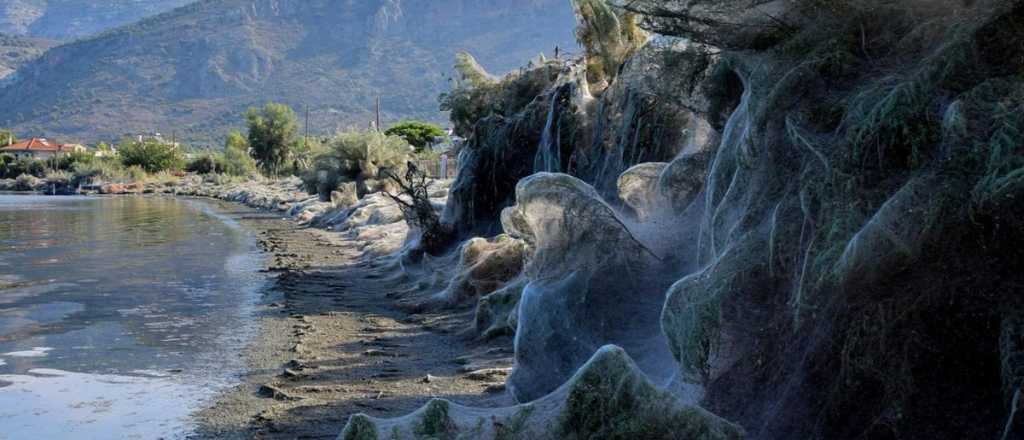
(3, 347), (53, 358)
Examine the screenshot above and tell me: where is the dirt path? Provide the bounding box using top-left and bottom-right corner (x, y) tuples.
(193, 210), (514, 439)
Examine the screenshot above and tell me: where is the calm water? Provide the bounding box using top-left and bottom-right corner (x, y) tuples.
(0, 194), (266, 439)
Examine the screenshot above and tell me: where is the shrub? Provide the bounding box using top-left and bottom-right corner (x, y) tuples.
(126, 165), (147, 182)
(301, 131), (412, 199)
(0, 157), (46, 179)
(0, 154), (16, 178)
(332, 131), (411, 179)
(14, 174), (40, 191)
(147, 171), (180, 186)
(186, 153), (226, 174)
(44, 170), (71, 187)
(71, 158), (128, 184)
(302, 155), (343, 199)
(291, 135), (327, 175)
(119, 139), (185, 173)
(385, 121), (448, 152)
(223, 131), (258, 177)
(50, 151), (95, 172)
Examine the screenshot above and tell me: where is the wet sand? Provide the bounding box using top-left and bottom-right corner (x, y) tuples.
(193, 206), (515, 439)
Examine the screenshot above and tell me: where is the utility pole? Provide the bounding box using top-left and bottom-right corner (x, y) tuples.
(304, 104), (309, 151)
(375, 96), (382, 133)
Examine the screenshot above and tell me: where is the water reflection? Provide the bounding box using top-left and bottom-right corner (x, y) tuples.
(0, 195), (265, 438)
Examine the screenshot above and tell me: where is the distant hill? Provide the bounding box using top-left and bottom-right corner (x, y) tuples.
(0, 32), (54, 79)
(0, 0), (191, 40)
(0, 0), (578, 144)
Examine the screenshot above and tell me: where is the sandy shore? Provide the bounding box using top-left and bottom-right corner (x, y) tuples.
(190, 198), (515, 439)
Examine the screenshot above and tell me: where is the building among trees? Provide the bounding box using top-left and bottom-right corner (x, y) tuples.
(0, 138), (86, 160)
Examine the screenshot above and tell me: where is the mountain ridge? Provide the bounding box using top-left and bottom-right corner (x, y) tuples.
(0, 0), (578, 144)
(0, 32), (54, 79)
(0, 0), (192, 40)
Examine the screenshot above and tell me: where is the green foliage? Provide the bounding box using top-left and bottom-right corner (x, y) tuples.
(332, 131), (411, 178)
(49, 150), (95, 172)
(126, 165), (147, 181)
(572, 0), (647, 85)
(440, 52), (563, 137)
(340, 414), (380, 440)
(118, 139), (185, 173)
(290, 135), (327, 175)
(246, 102), (299, 176)
(453, 52), (496, 88)
(301, 131), (411, 198)
(44, 169), (71, 186)
(440, 52), (501, 137)
(413, 400), (456, 439)
(494, 405), (535, 440)
(963, 79), (1024, 212)
(0, 129), (16, 146)
(220, 131), (258, 177)
(186, 153), (226, 175)
(558, 347), (743, 439)
(71, 158), (127, 184)
(0, 155), (45, 179)
(385, 121), (447, 152)
(14, 174), (40, 191)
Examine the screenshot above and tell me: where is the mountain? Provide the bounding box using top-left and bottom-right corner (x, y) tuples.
(0, 0), (191, 40)
(0, 0), (578, 144)
(0, 32), (54, 79)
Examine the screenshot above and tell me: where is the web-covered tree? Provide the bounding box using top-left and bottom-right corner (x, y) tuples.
(613, 0), (794, 50)
(572, 0), (648, 85)
(384, 164), (454, 256)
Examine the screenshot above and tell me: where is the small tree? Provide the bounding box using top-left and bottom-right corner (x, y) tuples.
(118, 139), (185, 173)
(0, 129), (16, 146)
(246, 102), (298, 176)
(50, 150), (95, 171)
(385, 121), (448, 152)
(223, 131), (258, 176)
(384, 164), (454, 255)
(186, 153), (225, 174)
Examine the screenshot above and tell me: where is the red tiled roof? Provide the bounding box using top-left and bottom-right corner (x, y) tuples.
(0, 138), (80, 153)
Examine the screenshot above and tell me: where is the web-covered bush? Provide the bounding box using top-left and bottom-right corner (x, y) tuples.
(301, 131), (412, 199)
(440, 52), (564, 138)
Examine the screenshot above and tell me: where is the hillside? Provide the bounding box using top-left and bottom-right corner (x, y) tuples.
(0, 0), (191, 40)
(0, 32), (54, 79)
(0, 0), (578, 144)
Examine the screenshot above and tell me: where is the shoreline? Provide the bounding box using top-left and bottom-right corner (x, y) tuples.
(181, 181), (515, 439)
(6, 176), (515, 438)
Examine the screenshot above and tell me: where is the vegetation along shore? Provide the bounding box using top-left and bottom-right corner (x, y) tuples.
(2, 0), (1024, 438)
